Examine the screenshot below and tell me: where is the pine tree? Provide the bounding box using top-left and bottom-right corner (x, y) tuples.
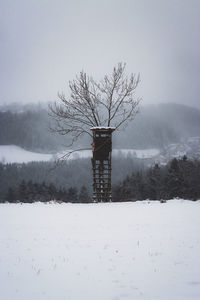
(5, 187), (16, 203)
(133, 172), (146, 200)
(146, 164), (164, 200)
(48, 183), (57, 200)
(18, 180), (28, 202)
(67, 187), (78, 203)
(165, 158), (183, 199)
(78, 185), (91, 203)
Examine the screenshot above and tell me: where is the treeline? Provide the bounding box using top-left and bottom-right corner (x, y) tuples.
(0, 157), (143, 202)
(1, 157), (199, 203)
(0, 159), (92, 201)
(113, 156), (200, 201)
(5, 181), (91, 203)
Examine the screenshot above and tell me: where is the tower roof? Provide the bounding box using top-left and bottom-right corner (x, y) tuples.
(90, 127), (116, 132)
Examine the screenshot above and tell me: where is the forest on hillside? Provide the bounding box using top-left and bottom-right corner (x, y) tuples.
(113, 156), (200, 201)
(0, 156), (144, 201)
(1, 156), (200, 203)
(0, 102), (200, 203)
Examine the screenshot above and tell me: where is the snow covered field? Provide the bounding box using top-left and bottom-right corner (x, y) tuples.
(0, 145), (53, 164)
(0, 145), (159, 164)
(0, 200), (200, 300)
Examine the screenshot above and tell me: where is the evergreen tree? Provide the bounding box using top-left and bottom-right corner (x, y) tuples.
(48, 183), (57, 200)
(78, 185), (91, 203)
(112, 184), (123, 202)
(18, 180), (28, 202)
(5, 187), (16, 203)
(146, 164), (163, 200)
(67, 187), (78, 203)
(165, 158), (183, 199)
(133, 172), (146, 200)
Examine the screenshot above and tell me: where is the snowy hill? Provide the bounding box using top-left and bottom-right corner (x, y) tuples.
(0, 145), (160, 164)
(0, 200), (200, 300)
(0, 145), (53, 164)
(1, 142), (200, 165)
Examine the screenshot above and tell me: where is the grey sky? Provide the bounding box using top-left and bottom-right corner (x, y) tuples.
(0, 0), (200, 107)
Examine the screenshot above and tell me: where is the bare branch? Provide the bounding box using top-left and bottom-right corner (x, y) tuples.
(49, 62), (141, 154)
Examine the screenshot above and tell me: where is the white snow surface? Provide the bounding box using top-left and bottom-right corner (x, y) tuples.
(0, 200), (200, 300)
(0, 145), (52, 164)
(0, 145), (160, 164)
(112, 148), (160, 159)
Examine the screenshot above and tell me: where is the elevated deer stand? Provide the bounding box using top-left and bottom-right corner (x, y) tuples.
(91, 127), (115, 202)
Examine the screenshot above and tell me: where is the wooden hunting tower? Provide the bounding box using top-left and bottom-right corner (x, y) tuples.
(91, 127), (115, 202)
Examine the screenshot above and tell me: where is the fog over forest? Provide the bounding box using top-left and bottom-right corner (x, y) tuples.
(0, 102), (199, 152)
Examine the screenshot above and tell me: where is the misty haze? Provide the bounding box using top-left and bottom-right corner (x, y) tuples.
(0, 1), (200, 299)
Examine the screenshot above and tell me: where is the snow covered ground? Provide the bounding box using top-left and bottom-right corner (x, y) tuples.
(0, 145), (53, 164)
(112, 148), (159, 159)
(0, 145), (159, 164)
(0, 200), (200, 300)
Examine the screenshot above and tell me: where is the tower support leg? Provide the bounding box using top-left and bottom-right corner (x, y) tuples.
(92, 154), (112, 202)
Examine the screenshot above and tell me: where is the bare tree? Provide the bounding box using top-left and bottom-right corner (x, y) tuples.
(49, 63), (141, 148)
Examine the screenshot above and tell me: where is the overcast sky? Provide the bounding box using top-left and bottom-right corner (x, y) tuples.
(0, 0), (200, 108)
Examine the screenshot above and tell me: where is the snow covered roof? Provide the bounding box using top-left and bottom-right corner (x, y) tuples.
(90, 127), (116, 131)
